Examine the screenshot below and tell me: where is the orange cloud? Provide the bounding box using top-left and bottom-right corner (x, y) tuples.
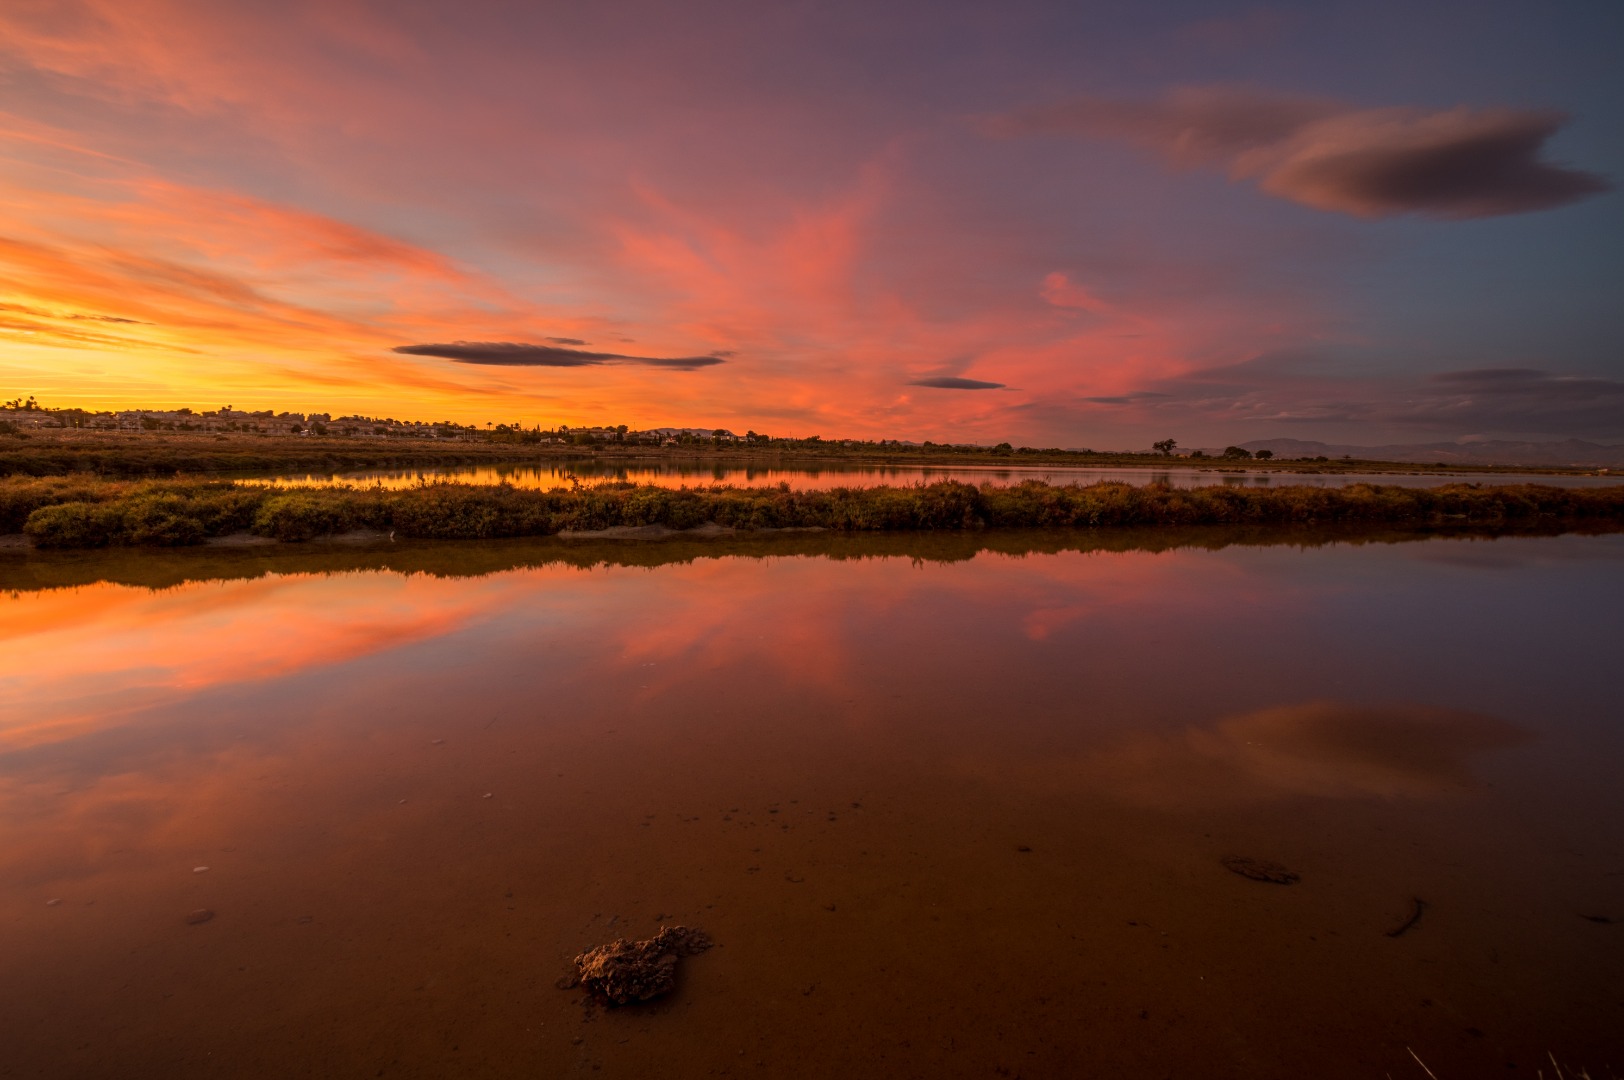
(0, 8), (1362, 442)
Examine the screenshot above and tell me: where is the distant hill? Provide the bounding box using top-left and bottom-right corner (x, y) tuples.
(1216, 438), (1624, 468)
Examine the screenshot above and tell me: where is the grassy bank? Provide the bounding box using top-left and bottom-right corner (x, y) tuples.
(1, 430), (1607, 478)
(6, 475), (1624, 549)
(0, 432), (575, 478)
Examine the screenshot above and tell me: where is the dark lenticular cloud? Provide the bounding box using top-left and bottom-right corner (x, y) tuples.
(393, 341), (725, 370)
(909, 376), (1006, 390)
(990, 87), (1611, 219)
(545, 336), (587, 345)
(1083, 391), (1170, 405)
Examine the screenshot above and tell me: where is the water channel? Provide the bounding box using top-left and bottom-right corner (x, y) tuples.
(255, 459), (1623, 493)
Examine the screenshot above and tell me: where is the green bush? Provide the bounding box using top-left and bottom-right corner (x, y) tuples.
(24, 502), (122, 547)
(0, 475), (114, 531)
(121, 494), (208, 545)
(253, 492), (351, 541)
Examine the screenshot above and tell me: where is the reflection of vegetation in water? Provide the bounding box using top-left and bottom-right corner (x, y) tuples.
(3, 522), (1619, 595)
(6, 476), (1624, 549)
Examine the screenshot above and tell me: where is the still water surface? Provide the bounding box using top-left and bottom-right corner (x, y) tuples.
(2, 531), (1621, 1078)
(259, 459), (1620, 492)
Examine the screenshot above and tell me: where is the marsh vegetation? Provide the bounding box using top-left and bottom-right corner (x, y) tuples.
(6, 473), (1623, 548)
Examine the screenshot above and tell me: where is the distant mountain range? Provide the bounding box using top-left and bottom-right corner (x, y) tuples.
(1211, 438), (1624, 468)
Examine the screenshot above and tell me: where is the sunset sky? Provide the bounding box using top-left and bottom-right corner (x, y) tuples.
(1, 0), (1618, 447)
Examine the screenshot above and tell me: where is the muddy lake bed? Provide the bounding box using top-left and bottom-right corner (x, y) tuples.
(1, 526), (1621, 1078)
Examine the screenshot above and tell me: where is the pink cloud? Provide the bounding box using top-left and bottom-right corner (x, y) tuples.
(0, 10), (1402, 443)
(1039, 272), (1113, 314)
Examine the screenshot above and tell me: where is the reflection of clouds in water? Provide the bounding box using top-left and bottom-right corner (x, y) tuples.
(0, 574), (518, 753)
(1200, 700), (1526, 798)
(1080, 701), (1526, 806)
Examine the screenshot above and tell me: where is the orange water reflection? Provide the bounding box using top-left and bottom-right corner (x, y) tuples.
(2, 536), (1622, 1078)
(1, 541), (1270, 757)
(255, 460), (1624, 493)
(0, 573), (516, 751)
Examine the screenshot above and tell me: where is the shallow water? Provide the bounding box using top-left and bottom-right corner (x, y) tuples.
(2, 531), (1621, 1079)
(257, 459), (1620, 492)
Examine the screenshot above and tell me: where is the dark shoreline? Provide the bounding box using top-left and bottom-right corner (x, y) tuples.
(2, 431), (1613, 479)
(4, 517), (1623, 595)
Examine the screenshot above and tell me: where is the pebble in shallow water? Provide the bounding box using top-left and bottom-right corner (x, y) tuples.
(186, 909), (215, 925)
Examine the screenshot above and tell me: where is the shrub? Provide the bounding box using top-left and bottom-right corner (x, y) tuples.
(121, 493), (207, 545)
(253, 492), (351, 541)
(25, 502), (122, 547)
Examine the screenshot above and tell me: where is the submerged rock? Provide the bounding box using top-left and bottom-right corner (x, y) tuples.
(1221, 855), (1300, 885)
(561, 926), (713, 1005)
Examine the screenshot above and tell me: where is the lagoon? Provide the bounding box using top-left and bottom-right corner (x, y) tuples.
(2, 530), (1621, 1078)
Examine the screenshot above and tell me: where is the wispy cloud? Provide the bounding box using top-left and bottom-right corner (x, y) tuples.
(393, 341), (726, 370)
(990, 86), (1611, 219)
(1063, 359), (1624, 440)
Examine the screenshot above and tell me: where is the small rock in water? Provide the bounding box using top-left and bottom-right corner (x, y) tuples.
(192, 866), (210, 874)
(1221, 855), (1299, 885)
(562, 926), (713, 1006)
(45, 898), (62, 907)
(483, 792), (494, 799)
(186, 909), (215, 925)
